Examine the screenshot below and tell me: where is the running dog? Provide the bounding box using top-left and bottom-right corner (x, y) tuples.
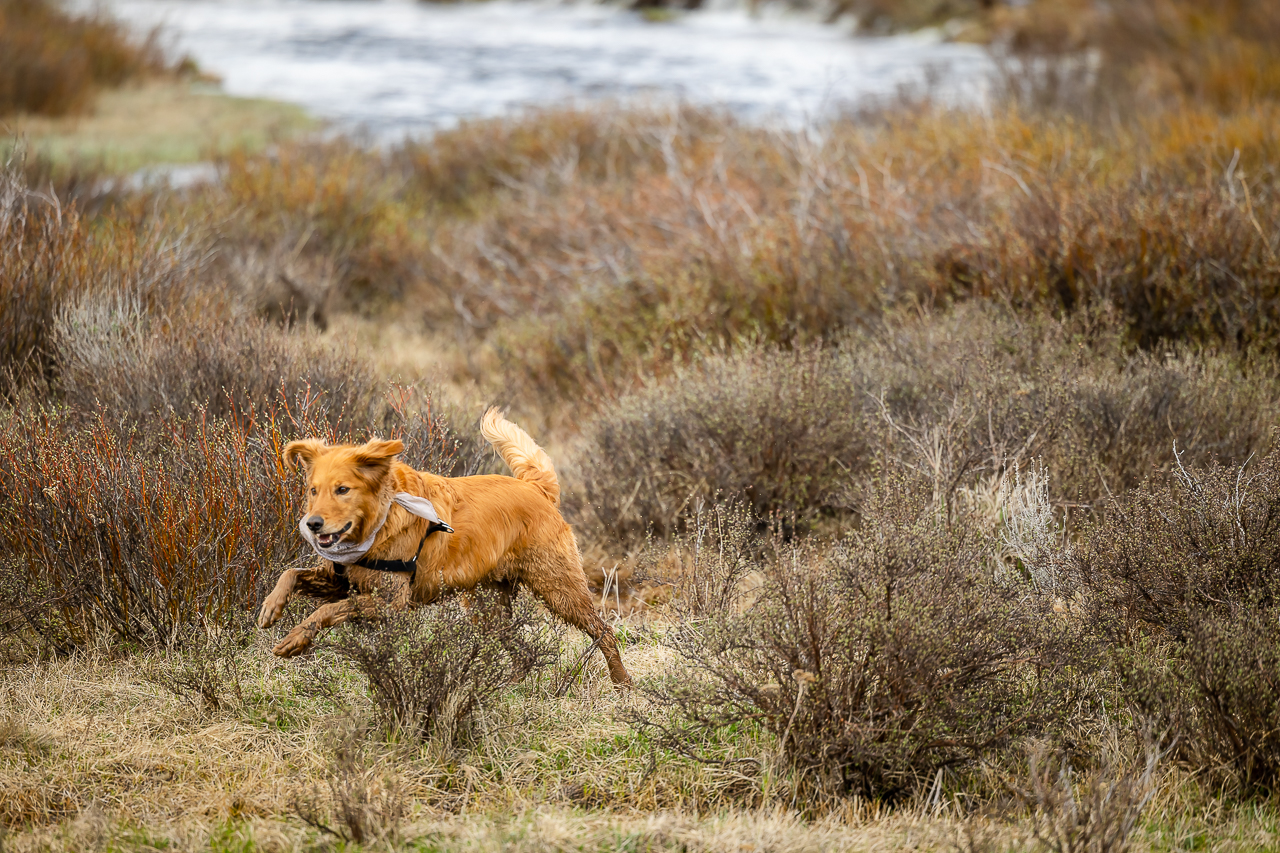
(257, 408), (632, 687)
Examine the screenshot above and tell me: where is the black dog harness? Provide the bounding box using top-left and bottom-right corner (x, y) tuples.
(333, 518), (453, 585)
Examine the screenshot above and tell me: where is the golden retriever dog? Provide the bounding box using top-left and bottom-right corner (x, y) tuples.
(257, 408), (632, 687)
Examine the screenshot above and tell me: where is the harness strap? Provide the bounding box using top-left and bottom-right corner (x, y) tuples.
(328, 562), (352, 595)
(351, 519), (451, 584)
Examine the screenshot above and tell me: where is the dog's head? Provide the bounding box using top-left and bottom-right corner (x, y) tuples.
(282, 438), (404, 548)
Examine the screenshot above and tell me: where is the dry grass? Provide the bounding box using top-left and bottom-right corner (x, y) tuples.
(0, 629), (809, 844)
(1, 630), (1277, 851)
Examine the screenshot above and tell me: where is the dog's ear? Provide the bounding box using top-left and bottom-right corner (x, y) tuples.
(283, 439), (327, 474)
(352, 438), (404, 480)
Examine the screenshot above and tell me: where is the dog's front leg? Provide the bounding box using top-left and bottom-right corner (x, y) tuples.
(258, 568), (301, 629)
(259, 562), (350, 628)
(272, 594), (380, 657)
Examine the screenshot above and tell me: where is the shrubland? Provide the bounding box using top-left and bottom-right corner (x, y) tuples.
(573, 305), (1280, 542)
(2, 0), (1280, 849)
(172, 95), (1280, 416)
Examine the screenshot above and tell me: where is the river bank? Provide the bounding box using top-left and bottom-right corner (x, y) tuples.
(6, 79), (316, 177)
(103, 0), (993, 138)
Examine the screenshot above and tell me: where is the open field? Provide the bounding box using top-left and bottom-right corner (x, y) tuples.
(5, 632), (1280, 853)
(3, 0), (1280, 850)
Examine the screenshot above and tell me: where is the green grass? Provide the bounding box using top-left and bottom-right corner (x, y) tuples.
(5, 79), (317, 175)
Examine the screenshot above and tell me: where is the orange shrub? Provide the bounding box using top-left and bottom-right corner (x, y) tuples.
(0, 387), (481, 649)
(0, 0), (170, 117)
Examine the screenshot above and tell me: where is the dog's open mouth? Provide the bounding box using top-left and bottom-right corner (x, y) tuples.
(316, 522), (352, 549)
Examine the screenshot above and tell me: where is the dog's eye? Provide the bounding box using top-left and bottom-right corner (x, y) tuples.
(310, 487), (317, 496)
(335, 485), (350, 495)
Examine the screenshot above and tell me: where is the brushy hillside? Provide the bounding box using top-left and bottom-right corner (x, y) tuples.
(2, 1), (1280, 851)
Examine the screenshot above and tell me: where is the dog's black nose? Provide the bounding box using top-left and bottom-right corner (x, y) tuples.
(306, 515), (324, 532)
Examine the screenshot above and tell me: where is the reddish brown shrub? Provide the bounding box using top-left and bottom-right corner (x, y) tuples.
(0, 385), (482, 650)
(0, 0), (171, 117)
(0, 162), (198, 383)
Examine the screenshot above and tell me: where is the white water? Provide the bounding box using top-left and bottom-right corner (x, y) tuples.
(104, 0), (992, 137)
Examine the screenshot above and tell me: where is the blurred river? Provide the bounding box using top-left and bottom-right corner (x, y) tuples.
(106, 0), (993, 137)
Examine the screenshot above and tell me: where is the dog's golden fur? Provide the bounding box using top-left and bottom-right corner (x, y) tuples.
(258, 408), (632, 686)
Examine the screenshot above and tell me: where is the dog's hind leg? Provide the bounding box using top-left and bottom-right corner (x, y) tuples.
(520, 541), (632, 688)
(541, 586), (632, 687)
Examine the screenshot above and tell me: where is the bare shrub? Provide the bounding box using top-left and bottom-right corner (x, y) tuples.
(198, 105), (748, 328)
(0, 161), (199, 384)
(411, 102), (1278, 403)
(203, 141), (424, 315)
(0, 386), (479, 649)
(230, 243), (336, 330)
(394, 103), (689, 212)
(1077, 449), (1280, 642)
(1013, 745), (1159, 853)
(638, 474), (1079, 804)
(166, 85), (1280, 419)
(656, 499), (761, 616)
(144, 624), (251, 712)
(833, 0), (993, 34)
(53, 302), (384, 431)
(328, 592), (558, 745)
(578, 306), (1280, 544)
(1077, 450), (1280, 792)
(962, 465), (1071, 595)
(575, 345), (865, 542)
(1112, 618), (1280, 796)
(993, 0), (1280, 114)
(0, 409), (295, 649)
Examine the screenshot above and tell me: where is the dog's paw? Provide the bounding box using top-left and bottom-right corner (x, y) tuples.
(257, 594), (288, 629)
(272, 624), (316, 657)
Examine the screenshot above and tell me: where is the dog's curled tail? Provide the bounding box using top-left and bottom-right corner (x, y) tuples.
(481, 407), (561, 505)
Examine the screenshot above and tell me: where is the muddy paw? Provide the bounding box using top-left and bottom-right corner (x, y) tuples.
(257, 594), (288, 629)
(272, 624), (316, 657)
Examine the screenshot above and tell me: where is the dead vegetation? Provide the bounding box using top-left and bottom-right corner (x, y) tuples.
(1, 0), (1280, 848)
(329, 594), (559, 745)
